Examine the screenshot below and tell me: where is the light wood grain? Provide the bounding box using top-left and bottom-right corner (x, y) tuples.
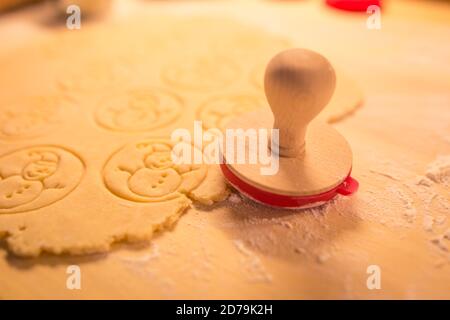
(225, 111), (352, 196)
(264, 48), (336, 157)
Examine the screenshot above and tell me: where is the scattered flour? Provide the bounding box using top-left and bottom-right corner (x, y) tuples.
(436, 196), (450, 212)
(227, 153), (449, 270)
(435, 215), (446, 225)
(423, 215), (434, 232)
(228, 193), (242, 204)
(430, 236), (448, 252)
(233, 239), (273, 283)
(118, 244), (160, 264)
(387, 186), (417, 222)
(414, 176), (433, 187)
(370, 169), (402, 181)
(425, 155), (450, 185)
(316, 252), (331, 264)
(279, 221), (294, 229)
(191, 244), (213, 282)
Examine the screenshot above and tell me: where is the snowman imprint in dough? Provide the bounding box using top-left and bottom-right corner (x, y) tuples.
(95, 88), (182, 132)
(162, 55), (239, 91)
(197, 94), (265, 130)
(0, 146), (84, 214)
(103, 139), (207, 202)
(0, 96), (60, 139)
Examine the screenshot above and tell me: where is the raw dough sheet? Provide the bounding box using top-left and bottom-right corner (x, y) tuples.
(0, 14), (362, 257)
(1, 0), (448, 300)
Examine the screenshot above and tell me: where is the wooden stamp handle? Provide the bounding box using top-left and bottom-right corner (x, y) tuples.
(264, 48), (336, 157)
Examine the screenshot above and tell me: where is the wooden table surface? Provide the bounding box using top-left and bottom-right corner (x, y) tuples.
(0, 0), (449, 299)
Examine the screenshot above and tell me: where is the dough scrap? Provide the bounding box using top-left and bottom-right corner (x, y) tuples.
(0, 15), (361, 257)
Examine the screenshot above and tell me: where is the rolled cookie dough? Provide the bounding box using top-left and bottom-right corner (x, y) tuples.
(0, 15), (361, 257)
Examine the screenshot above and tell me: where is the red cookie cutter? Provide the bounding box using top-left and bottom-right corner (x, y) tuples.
(221, 163), (359, 209)
(326, 0), (382, 12)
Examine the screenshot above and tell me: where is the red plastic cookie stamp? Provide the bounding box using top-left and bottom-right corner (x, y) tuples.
(326, 0), (382, 12)
(220, 48), (359, 209)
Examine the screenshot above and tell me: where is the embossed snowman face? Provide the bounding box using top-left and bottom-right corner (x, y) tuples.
(58, 60), (129, 93)
(1, 151), (59, 208)
(145, 152), (173, 170)
(0, 98), (59, 139)
(0, 147), (84, 214)
(23, 160), (58, 181)
(1, 112), (39, 137)
(106, 93), (158, 130)
(197, 95), (263, 130)
(95, 88), (182, 132)
(128, 168), (181, 197)
(0, 176), (42, 209)
(22, 151), (59, 181)
(162, 55), (239, 90)
(103, 139), (208, 203)
(114, 105), (153, 129)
